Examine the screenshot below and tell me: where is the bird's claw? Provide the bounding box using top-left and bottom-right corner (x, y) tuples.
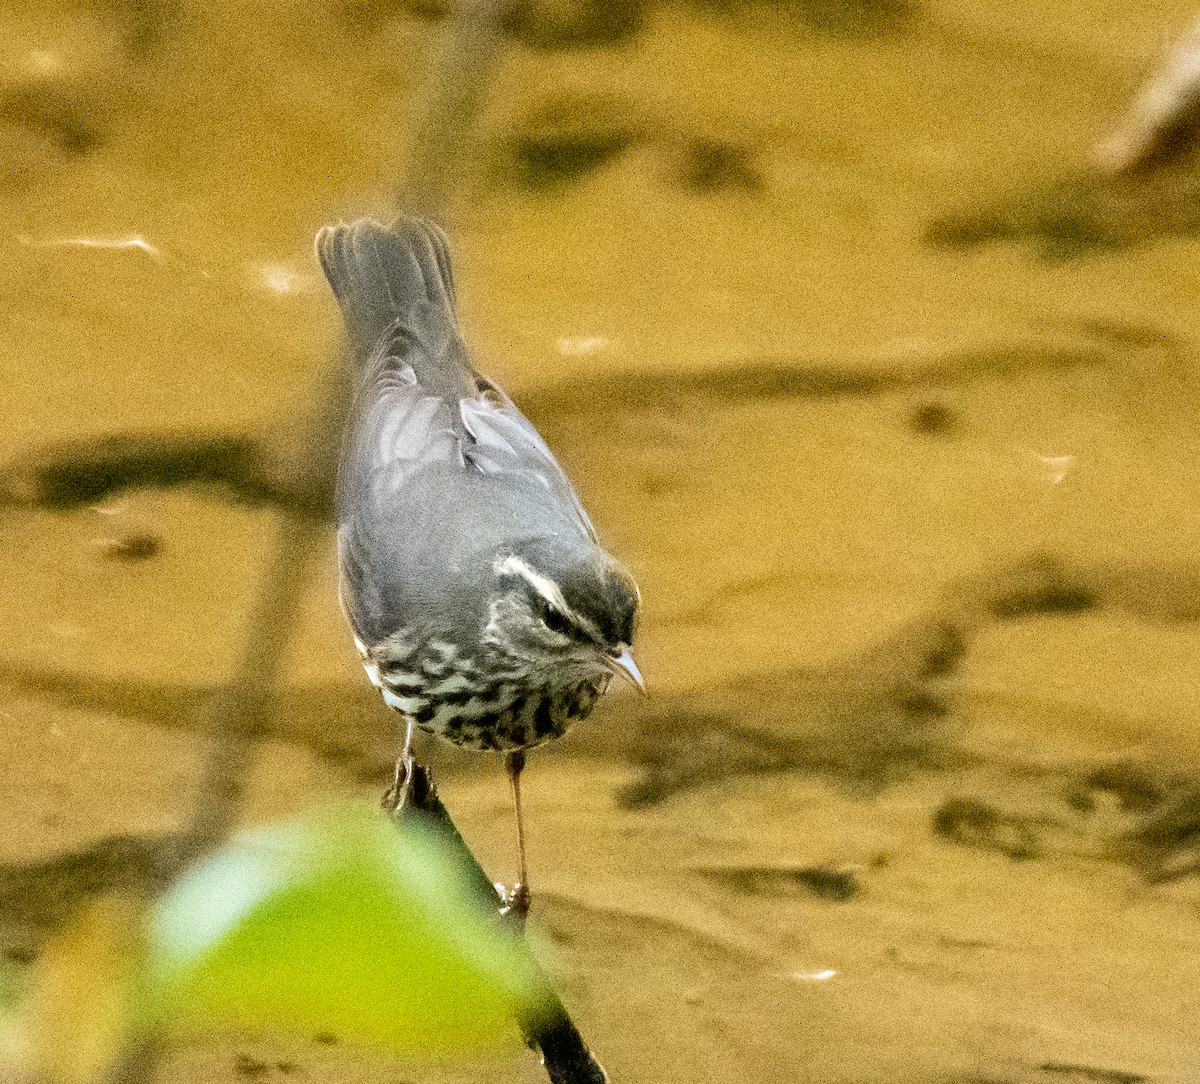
(499, 881), (531, 928)
(381, 753), (415, 816)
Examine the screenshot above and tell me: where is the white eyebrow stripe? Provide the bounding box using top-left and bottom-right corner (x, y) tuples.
(494, 554), (572, 615)
(493, 553), (602, 640)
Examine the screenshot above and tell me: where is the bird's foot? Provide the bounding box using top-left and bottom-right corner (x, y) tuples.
(499, 881), (531, 930)
(381, 753), (415, 816)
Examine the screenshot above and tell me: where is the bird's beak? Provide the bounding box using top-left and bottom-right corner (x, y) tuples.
(604, 648), (646, 695)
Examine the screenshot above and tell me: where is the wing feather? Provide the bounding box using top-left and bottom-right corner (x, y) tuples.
(459, 378), (596, 540)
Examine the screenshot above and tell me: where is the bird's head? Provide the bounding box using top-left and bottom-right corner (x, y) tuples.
(482, 540), (642, 693)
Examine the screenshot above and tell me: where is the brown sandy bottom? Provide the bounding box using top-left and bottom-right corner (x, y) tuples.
(6, 0), (1200, 1082)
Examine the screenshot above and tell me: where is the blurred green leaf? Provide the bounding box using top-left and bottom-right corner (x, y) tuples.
(145, 803), (540, 1053)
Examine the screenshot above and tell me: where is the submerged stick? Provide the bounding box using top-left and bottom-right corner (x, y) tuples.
(399, 0), (515, 219)
(0, 429), (332, 517)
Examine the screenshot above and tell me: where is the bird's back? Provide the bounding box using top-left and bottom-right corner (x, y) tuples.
(316, 217), (597, 646)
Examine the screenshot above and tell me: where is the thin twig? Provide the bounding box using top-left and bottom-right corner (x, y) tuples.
(165, 362), (345, 874)
(399, 0), (516, 219)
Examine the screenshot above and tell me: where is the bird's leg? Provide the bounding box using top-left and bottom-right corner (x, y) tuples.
(505, 748), (531, 922)
(381, 718), (416, 815)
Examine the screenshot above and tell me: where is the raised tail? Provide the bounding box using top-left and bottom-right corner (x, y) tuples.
(316, 215), (459, 363)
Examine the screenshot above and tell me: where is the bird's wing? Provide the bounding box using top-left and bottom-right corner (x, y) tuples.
(459, 373), (597, 541)
(316, 220), (463, 642)
(332, 318), (479, 642)
(316, 216), (598, 635)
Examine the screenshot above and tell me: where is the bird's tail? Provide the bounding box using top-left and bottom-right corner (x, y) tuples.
(315, 216), (459, 369)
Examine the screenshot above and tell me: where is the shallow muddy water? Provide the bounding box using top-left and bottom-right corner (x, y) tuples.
(5, 1), (1200, 1082)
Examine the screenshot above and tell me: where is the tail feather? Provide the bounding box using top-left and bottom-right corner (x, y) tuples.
(315, 216), (458, 366)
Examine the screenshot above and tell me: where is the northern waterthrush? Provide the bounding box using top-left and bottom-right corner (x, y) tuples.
(316, 216), (642, 906)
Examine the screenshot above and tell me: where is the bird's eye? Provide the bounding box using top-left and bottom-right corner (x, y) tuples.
(535, 596), (572, 637)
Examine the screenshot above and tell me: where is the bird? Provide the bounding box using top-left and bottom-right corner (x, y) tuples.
(315, 215), (643, 911)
